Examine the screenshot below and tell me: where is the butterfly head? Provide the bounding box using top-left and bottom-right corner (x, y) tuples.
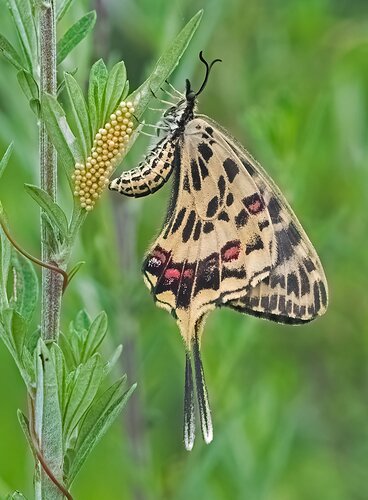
(161, 52), (222, 133)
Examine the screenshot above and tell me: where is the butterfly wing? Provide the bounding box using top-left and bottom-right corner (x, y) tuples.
(199, 115), (328, 323)
(143, 118), (281, 344)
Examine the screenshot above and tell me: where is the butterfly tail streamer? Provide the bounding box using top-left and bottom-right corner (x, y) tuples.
(184, 350), (195, 451)
(192, 329), (213, 445)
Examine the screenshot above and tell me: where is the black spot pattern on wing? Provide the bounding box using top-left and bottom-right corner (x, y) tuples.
(194, 253), (220, 296)
(183, 173), (190, 192)
(241, 159), (256, 176)
(218, 211), (230, 222)
(171, 208), (186, 234)
(177, 262), (196, 308)
(245, 235), (264, 254)
(217, 175), (226, 202)
(235, 209), (249, 228)
(198, 142), (213, 161)
(287, 222), (302, 246)
(182, 210), (196, 243)
(287, 273), (299, 297)
(270, 273), (286, 289)
(275, 229), (294, 265)
(319, 281), (327, 307)
(223, 158), (239, 183)
(193, 220), (202, 241)
(298, 265), (310, 295)
(304, 258), (316, 272)
(243, 193), (265, 214)
(258, 220), (270, 231)
(198, 157), (209, 179)
(226, 193), (234, 207)
(190, 159), (201, 191)
(203, 222), (214, 234)
(268, 197), (282, 223)
(206, 196), (219, 218)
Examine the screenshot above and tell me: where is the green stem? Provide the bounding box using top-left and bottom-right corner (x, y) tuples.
(35, 1), (65, 498)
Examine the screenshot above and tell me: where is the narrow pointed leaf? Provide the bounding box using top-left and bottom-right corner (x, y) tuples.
(88, 59), (108, 136)
(57, 11), (96, 65)
(7, 0), (38, 73)
(0, 33), (24, 71)
(63, 353), (104, 445)
(102, 61), (127, 124)
(41, 93), (82, 173)
(24, 184), (68, 238)
(6, 491), (28, 500)
(11, 251), (38, 323)
(17, 70), (39, 110)
(130, 10), (203, 118)
(56, 0), (75, 21)
(81, 311), (107, 363)
(67, 260), (85, 284)
(34, 340), (63, 494)
(65, 73), (91, 157)
(67, 379), (135, 485)
(0, 142), (13, 181)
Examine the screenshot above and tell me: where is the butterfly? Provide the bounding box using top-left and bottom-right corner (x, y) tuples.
(109, 52), (328, 451)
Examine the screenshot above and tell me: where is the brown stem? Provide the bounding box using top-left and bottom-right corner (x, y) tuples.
(0, 218), (69, 292)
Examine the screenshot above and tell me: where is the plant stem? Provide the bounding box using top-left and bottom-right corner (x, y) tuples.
(35, 1), (64, 498)
(39, 0), (63, 342)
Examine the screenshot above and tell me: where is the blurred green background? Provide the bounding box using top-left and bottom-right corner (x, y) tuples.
(1, 0), (368, 498)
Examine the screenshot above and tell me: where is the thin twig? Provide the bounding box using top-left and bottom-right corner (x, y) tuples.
(0, 218), (69, 292)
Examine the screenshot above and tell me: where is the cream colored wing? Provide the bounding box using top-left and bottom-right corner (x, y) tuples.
(199, 115), (328, 323)
(143, 118), (277, 345)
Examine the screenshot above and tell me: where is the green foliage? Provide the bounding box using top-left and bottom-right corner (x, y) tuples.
(0, 3), (203, 497)
(57, 11), (97, 65)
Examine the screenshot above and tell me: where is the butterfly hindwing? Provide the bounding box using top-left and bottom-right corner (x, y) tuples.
(200, 115), (328, 322)
(143, 118), (281, 342)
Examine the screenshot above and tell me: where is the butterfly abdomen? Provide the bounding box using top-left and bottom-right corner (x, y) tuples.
(109, 157), (173, 198)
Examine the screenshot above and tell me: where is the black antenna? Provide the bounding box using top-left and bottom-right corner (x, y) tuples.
(195, 51), (222, 96)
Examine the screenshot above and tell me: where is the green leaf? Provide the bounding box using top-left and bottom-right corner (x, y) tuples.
(11, 251), (38, 323)
(0, 142), (13, 183)
(130, 10), (203, 118)
(63, 353), (104, 446)
(0, 204), (11, 310)
(41, 92), (83, 174)
(88, 59), (108, 136)
(6, 491), (28, 500)
(102, 61), (127, 124)
(56, 0), (75, 22)
(0, 33), (24, 71)
(67, 260), (85, 284)
(17, 409), (36, 458)
(24, 184), (68, 239)
(67, 378), (135, 485)
(7, 0), (38, 73)
(50, 343), (66, 414)
(1, 308), (27, 356)
(73, 309), (91, 333)
(17, 70), (39, 113)
(81, 311), (107, 363)
(65, 73), (91, 158)
(103, 344), (123, 376)
(34, 340), (63, 492)
(57, 11), (96, 65)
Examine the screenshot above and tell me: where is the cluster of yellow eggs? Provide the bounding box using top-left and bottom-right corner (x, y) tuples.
(72, 100), (135, 211)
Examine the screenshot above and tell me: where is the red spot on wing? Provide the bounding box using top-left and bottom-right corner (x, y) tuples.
(221, 240), (241, 262)
(164, 268), (181, 280)
(183, 269), (194, 279)
(243, 193), (265, 214)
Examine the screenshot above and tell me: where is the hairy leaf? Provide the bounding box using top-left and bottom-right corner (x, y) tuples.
(67, 378), (135, 485)
(88, 59), (108, 137)
(65, 73), (91, 157)
(24, 184), (68, 239)
(57, 11), (96, 65)
(41, 93), (82, 174)
(0, 33), (23, 71)
(11, 251), (38, 323)
(81, 311), (107, 363)
(0, 142), (13, 182)
(102, 61), (127, 124)
(7, 0), (38, 73)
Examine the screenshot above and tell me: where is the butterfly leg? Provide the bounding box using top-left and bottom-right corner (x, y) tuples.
(192, 321), (213, 445)
(183, 350), (195, 451)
